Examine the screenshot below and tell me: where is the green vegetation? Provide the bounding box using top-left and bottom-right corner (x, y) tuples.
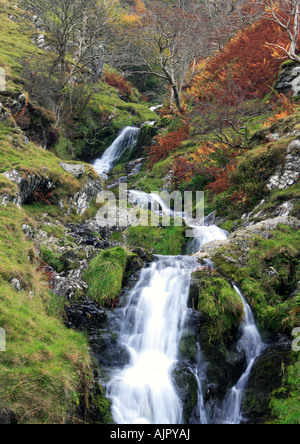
(84, 247), (136, 306)
(211, 224), (300, 421)
(0, 204), (92, 423)
(270, 359), (300, 424)
(189, 270), (245, 398)
(192, 271), (244, 350)
(125, 224), (187, 256)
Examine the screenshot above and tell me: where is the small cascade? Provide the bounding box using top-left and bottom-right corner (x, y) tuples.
(218, 284), (263, 424)
(107, 256), (199, 424)
(93, 126), (140, 179)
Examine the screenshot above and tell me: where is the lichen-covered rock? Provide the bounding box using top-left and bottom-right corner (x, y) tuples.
(53, 274), (89, 299)
(60, 163), (86, 178)
(69, 177), (102, 215)
(267, 140), (300, 191)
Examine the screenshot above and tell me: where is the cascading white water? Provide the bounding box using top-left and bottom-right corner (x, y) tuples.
(218, 284), (263, 424)
(128, 190), (174, 217)
(93, 128), (263, 425)
(93, 126), (140, 179)
(107, 256), (199, 424)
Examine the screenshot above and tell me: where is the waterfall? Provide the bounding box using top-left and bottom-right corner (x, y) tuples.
(107, 256), (199, 424)
(93, 127), (263, 425)
(93, 126), (140, 179)
(217, 284), (263, 424)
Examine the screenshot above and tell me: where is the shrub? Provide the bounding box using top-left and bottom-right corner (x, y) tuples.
(103, 72), (133, 100)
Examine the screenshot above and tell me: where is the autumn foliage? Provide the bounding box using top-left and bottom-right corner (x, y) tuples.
(187, 18), (290, 102)
(148, 124), (190, 169)
(103, 72), (133, 99)
(264, 93), (296, 127)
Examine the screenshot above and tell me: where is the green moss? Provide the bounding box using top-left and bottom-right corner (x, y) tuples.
(125, 224), (187, 256)
(269, 358), (300, 424)
(179, 331), (198, 363)
(213, 225), (300, 334)
(40, 247), (64, 273)
(84, 247), (134, 306)
(190, 270), (246, 398)
(194, 271), (244, 348)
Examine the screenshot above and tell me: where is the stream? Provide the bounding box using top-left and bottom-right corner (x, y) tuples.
(92, 125), (263, 424)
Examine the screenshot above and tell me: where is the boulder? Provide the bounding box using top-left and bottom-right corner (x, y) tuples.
(60, 163), (86, 178)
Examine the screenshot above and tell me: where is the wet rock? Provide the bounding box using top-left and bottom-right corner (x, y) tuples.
(131, 247), (154, 262)
(242, 336), (292, 424)
(65, 297), (107, 332)
(172, 362), (199, 424)
(90, 330), (130, 367)
(179, 331), (198, 363)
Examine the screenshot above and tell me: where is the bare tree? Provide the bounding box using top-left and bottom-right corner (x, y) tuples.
(260, 0), (300, 63)
(24, 0), (110, 86)
(191, 84), (271, 153)
(114, 0), (212, 111)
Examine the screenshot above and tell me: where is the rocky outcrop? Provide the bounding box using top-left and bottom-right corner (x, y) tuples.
(276, 63), (300, 96)
(1, 167), (102, 216)
(194, 216), (300, 262)
(267, 140), (300, 190)
(68, 177), (102, 215)
(2, 169), (55, 206)
(65, 297), (107, 332)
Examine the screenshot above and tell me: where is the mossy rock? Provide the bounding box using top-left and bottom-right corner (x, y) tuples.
(242, 337), (293, 424)
(125, 224), (187, 256)
(84, 247), (140, 307)
(190, 270), (246, 399)
(172, 362), (199, 424)
(87, 382), (114, 424)
(179, 331), (198, 363)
